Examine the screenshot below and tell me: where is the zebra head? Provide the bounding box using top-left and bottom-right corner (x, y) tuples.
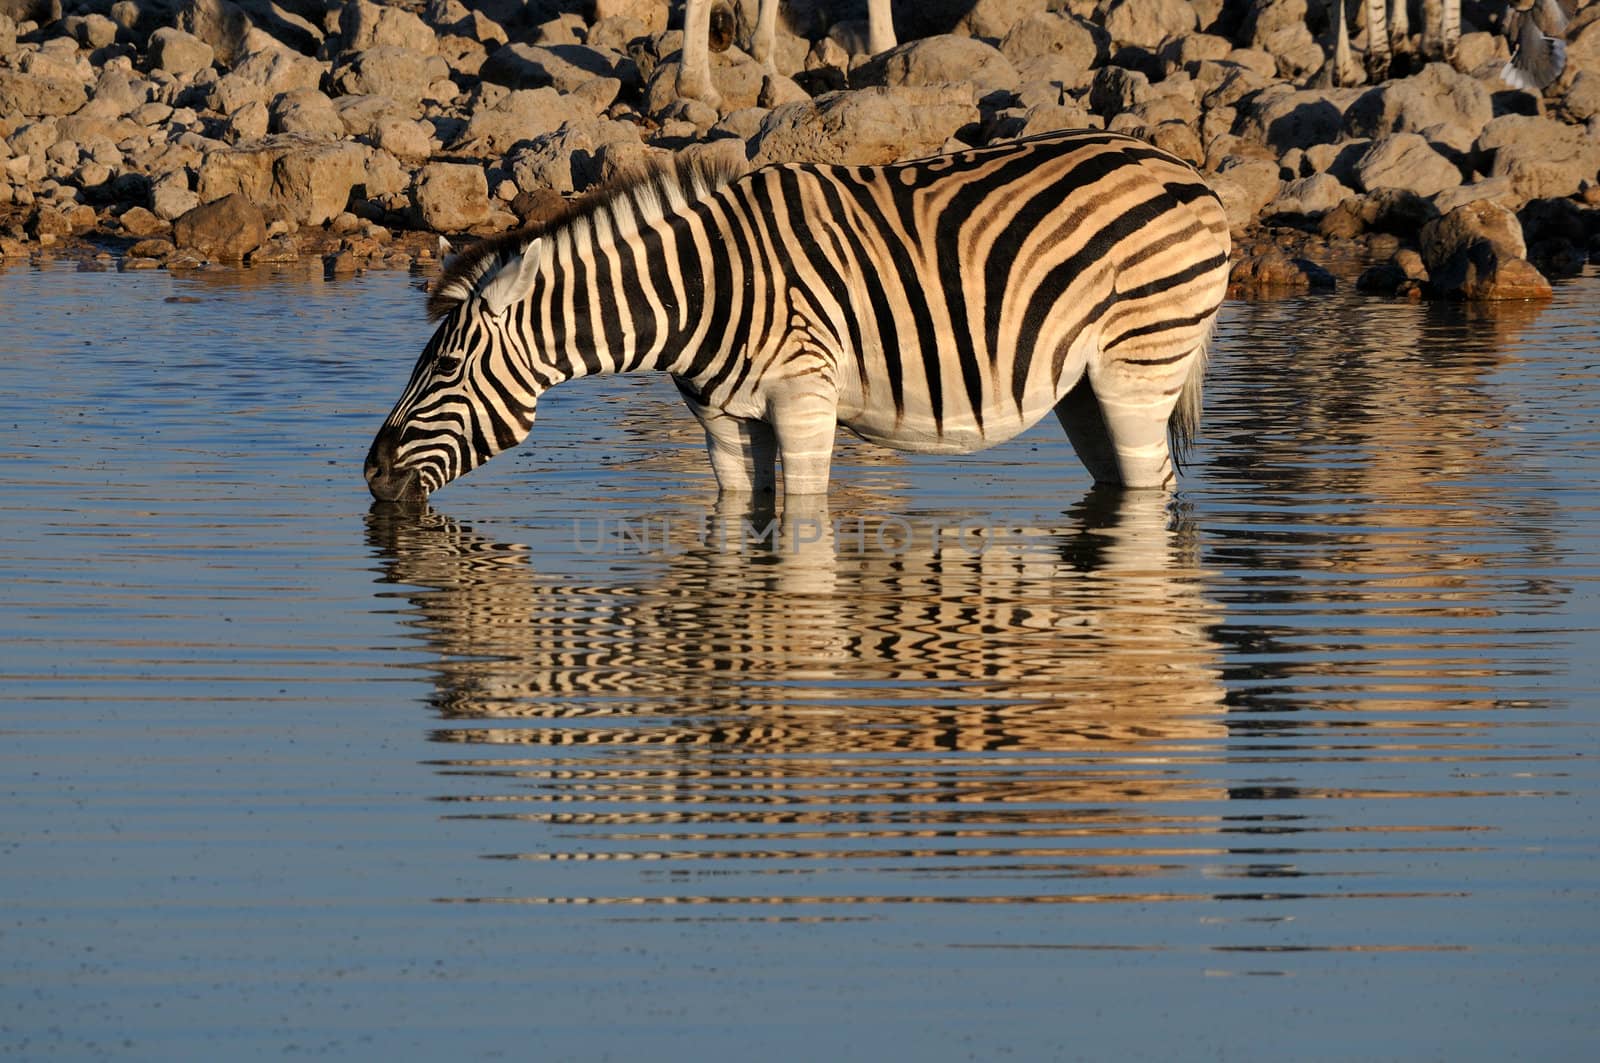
(366, 243), (544, 502)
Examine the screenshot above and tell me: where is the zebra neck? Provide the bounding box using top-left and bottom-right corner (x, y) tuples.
(527, 199), (718, 385)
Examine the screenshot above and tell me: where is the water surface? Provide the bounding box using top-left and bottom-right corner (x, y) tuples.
(2, 261), (1596, 1059)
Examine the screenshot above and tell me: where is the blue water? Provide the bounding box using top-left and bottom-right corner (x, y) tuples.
(1, 261), (1596, 1059)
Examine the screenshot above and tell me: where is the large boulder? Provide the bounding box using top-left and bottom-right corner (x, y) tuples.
(450, 87), (598, 154)
(332, 48), (453, 105)
(172, 192), (267, 260)
(196, 135), (367, 226)
(269, 88), (344, 139)
(506, 119), (643, 196)
(748, 86), (981, 167)
(998, 12), (1107, 71)
(1420, 200), (1551, 301)
(1474, 115), (1600, 203)
(1234, 86), (1348, 153)
(1101, 0), (1196, 50)
(0, 69), (88, 118)
(1354, 134), (1462, 198)
(205, 44), (323, 114)
(1343, 63), (1494, 143)
(412, 161), (490, 232)
(854, 35), (1020, 94)
(335, 0), (435, 56)
(148, 27), (216, 77)
(479, 42), (635, 93)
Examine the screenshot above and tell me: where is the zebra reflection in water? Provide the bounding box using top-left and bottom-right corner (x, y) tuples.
(366, 494), (1226, 778)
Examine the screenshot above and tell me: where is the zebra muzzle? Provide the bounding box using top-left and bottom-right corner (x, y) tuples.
(365, 431), (425, 502)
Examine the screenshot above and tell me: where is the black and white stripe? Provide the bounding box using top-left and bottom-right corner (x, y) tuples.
(366, 129), (1231, 503)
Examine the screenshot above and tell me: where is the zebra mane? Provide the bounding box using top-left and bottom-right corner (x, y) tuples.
(425, 152), (745, 322)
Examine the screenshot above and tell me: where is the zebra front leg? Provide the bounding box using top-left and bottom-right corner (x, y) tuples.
(698, 409), (778, 497)
(767, 381), (839, 500)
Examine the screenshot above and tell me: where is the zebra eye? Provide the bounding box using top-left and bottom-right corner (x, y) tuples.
(435, 353), (464, 375)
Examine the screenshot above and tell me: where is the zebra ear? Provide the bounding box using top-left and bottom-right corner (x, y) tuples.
(478, 242), (541, 318)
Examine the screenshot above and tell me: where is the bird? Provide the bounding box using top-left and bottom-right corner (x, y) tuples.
(1500, 0), (1572, 91)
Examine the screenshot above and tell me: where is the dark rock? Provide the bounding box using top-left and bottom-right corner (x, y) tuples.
(1228, 249), (1336, 295)
(172, 191), (266, 260)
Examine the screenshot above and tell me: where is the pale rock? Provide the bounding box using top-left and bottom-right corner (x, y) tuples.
(260, 85), (324, 134)
(1101, 0), (1195, 51)
(1344, 63), (1494, 142)
(412, 161), (490, 232)
(451, 87), (595, 154)
(1265, 172), (1352, 217)
(855, 35), (1020, 94)
(749, 85), (981, 167)
(1355, 133), (1461, 197)
(999, 12), (1107, 71)
(1476, 114), (1600, 202)
(336, 0), (435, 57)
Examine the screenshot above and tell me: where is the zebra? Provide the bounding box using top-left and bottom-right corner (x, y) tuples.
(676, 0), (897, 106)
(364, 129), (1232, 506)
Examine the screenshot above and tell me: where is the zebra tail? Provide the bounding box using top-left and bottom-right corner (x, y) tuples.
(1168, 316), (1215, 472)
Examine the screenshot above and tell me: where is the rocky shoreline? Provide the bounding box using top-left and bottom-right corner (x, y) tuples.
(1, 0), (1598, 298)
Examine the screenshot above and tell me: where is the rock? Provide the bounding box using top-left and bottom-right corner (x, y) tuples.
(1433, 177), (1519, 214)
(999, 12), (1107, 71)
(172, 191), (266, 260)
(507, 120), (641, 196)
(957, 0), (1047, 41)
(1235, 86), (1349, 153)
(748, 86), (982, 167)
(148, 26), (217, 77)
(1101, 0), (1195, 51)
(1147, 119), (1203, 167)
(1475, 115), (1600, 203)
(591, 0), (666, 34)
(1565, 71), (1600, 122)
(333, 48), (453, 105)
(1344, 63), (1493, 143)
(1265, 172), (1350, 218)
(451, 87), (600, 154)
(207, 45), (323, 114)
(1420, 200), (1527, 275)
(152, 171), (201, 221)
(1088, 65), (1151, 119)
(1256, 22), (1323, 79)
(336, 0), (435, 57)
(332, 93), (411, 138)
(1228, 249), (1336, 295)
(479, 42), (635, 93)
(176, 0), (254, 68)
(644, 47), (770, 115)
(117, 205), (166, 236)
(1420, 199), (1551, 301)
(1355, 134), (1462, 198)
(1209, 156), (1281, 230)
(270, 88), (344, 139)
(855, 35), (1020, 94)
(413, 161), (490, 232)
(0, 69), (88, 118)
(226, 100), (269, 141)
(372, 116), (432, 162)
(126, 237), (176, 259)
(197, 135), (367, 227)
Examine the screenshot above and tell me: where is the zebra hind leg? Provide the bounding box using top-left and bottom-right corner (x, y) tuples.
(1054, 375), (1122, 487)
(1062, 341), (1205, 490)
